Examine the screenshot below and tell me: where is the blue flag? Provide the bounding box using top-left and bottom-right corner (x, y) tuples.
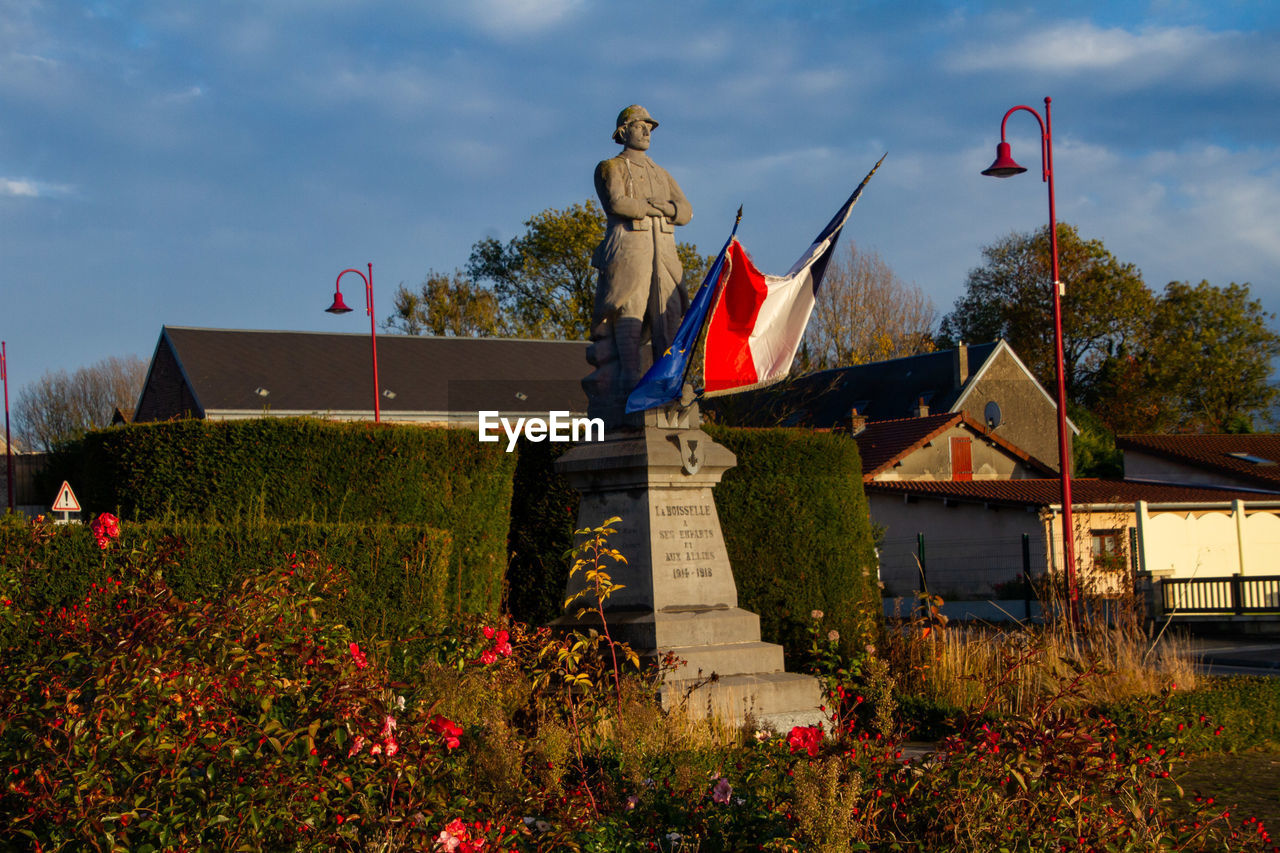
(625, 223), (737, 414)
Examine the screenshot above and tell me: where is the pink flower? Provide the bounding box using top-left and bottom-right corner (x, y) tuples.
(348, 642), (368, 669)
(348, 735), (366, 757)
(384, 735), (399, 757)
(381, 715), (397, 737)
(91, 513), (121, 550)
(479, 648), (497, 665)
(711, 776), (733, 805)
(436, 829), (461, 852)
(493, 630), (512, 657)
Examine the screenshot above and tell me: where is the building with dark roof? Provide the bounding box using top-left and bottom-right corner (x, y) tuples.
(135, 326), (590, 425)
(708, 340), (1073, 471)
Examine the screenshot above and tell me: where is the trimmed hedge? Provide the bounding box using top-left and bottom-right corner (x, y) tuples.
(0, 515), (454, 640)
(73, 418), (513, 613)
(705, 425), (881, 659)
(506, 426), (881, 659)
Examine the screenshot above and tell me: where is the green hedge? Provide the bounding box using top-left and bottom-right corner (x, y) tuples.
(0, 515), (455, 640)
(73, 418), (513, 613)
(506, 426), (881, 659)
(705, 425), (881, 659)
(505, 438), (579, 624)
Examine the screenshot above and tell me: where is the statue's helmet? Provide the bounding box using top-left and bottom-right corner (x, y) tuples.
(612, 105), (659, 143)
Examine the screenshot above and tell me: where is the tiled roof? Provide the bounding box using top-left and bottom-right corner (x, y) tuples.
(852, 412), (1058, 478)
(1117, 434), (1280, 491)
(864, 478), (1279, 507)
(853, 413), (959, 475)
(139, 326), (589, 419)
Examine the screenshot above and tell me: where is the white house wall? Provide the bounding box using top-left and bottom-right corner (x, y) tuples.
(1138, 504), (1280, 579)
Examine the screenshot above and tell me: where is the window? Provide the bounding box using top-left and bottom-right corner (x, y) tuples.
(1090, 529), (1126, 572)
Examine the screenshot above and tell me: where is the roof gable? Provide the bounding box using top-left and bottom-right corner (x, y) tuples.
(854, 411), (1058, 479)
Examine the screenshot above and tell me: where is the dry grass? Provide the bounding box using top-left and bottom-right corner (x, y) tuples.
(884, 617), (1199, 718)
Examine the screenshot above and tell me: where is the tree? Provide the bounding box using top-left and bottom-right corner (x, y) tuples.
(466, 200), (709, 340)
(383, 270), (506, 337)
(15, 355), (148, 451)
(800, 241), (936, 371)
(1144, 280), (1280, 432)
(939, 224), (1152, 398)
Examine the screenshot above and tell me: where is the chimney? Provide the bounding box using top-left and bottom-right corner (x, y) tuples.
(850, 412), (867, 435)
(915, 396), (930, 417)
(953, 342), (969, 388)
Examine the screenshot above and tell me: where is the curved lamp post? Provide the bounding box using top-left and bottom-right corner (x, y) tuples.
(326, 263), (381, 423)
(981, 97), (1079, 627)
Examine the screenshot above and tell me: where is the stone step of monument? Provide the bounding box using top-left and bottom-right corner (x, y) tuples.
(662, 671), (826, 732)
(657, 641), (786, 680)
(563, 607), (764, 650)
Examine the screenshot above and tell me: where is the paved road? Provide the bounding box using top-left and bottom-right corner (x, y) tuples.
(1184, 638), (1280, 677)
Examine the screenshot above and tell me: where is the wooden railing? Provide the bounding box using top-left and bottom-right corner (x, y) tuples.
(1160, 575), (1280, 615)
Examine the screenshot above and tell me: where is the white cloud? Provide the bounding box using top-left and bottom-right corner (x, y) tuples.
(0, 177), (73, 198)
(946, 21), (1277, 89)
(0, 178), (38, 197)
(447, 0), (586, 40)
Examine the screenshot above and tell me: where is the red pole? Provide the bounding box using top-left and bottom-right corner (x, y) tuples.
(986, 98), (1080, 629)
(1042, 97), (1080, 628)
(2, 342), (14, 513)
(365, 263), (381, 424)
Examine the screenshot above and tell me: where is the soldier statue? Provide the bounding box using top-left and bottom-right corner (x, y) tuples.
(583, 105), (692, 427)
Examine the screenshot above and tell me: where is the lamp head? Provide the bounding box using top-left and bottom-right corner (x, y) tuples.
(325, 292), (353, 314)
(981, 141), (1027, 178)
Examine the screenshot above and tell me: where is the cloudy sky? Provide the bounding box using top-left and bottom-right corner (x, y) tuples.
(1, 0), (1277, 398)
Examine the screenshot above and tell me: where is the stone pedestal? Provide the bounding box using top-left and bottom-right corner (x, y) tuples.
(554, 403), (823, 731)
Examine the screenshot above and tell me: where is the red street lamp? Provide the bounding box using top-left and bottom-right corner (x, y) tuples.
(2, 341), (13, 513)
(326, 263), (382, 423)
(981, 96), (1080, 627)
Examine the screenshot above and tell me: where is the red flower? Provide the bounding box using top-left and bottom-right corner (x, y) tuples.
(429, 715), (462, 750)
(493, 630), (512, 657)
(787, 725), (823, 757)
(482, 626), (496, 640)
(480, 648), (497, 665)
(348, 642), (368, 669)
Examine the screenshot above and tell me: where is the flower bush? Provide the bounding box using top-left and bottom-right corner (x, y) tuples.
(1, 517), (1275, 852)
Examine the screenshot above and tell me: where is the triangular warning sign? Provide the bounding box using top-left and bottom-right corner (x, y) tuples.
(52, 481), (81, 513)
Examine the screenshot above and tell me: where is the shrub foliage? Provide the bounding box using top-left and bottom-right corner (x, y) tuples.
(73, 418), (512, 612)
(0, 514), (455, 638)
(705, 426), (880, 659)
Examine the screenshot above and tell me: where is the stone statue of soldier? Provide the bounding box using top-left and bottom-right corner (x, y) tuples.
(583, 105), (693, 428)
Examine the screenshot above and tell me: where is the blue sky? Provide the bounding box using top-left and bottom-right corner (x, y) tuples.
(2, 0), (1278, 398)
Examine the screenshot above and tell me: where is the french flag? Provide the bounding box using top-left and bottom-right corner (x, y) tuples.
(704, 154), (885, 396)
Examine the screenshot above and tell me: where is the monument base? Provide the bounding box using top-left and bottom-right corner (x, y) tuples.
(554, 404), (825, 731)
